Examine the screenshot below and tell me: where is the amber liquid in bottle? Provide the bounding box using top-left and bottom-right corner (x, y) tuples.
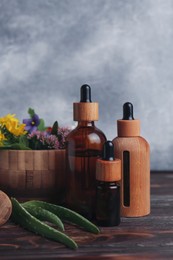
(66, 121), (106, 220)
(95, 141), (121, 226)
(96, 181), (120, 226)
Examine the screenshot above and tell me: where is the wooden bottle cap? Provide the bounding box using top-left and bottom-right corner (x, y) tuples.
(96, 158), (121, 182)
(73, 102), (99, 121)
(0, 190), (12, 226)
(117, 119), (140, 137)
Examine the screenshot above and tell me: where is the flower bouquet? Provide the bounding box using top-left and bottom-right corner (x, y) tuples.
(0, 108), (71, 202)
(0, 108), (70, 150)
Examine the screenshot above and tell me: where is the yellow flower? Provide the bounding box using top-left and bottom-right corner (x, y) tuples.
(0, 114), (26, 137)
(0, 132), (6, 146)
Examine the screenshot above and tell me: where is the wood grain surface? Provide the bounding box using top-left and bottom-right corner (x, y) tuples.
(73, 102), (98, 121)
(0, 172), (173, 260)
(113, 136), (150, 217)
(0, 150), (66, 202)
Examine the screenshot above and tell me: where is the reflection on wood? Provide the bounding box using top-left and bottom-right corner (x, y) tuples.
(0, 172), (173, 259)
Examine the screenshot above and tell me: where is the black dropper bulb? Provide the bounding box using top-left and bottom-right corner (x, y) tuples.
(80, 84), (92, 102)
(102, 141), (115, 161)
(122, 102), (134, 120)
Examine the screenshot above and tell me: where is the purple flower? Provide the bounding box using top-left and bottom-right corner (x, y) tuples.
(23, 114), (40, 133)
(57, 127), (71, 149)
(27, 130), (60, 149)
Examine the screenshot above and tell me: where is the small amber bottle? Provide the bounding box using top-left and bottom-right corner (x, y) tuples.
(66, 84), (106, 220)
(96, 141), (121, 226)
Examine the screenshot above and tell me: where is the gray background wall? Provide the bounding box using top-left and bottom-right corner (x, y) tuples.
(0, 0), (173, 170)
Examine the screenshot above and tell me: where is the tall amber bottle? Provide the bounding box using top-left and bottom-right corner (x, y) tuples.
(66, 84), (106, 219)
(112, 102), (150, 217)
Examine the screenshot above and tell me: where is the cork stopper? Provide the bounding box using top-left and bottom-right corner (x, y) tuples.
(96, 141), (121, 182)
(73, 84), (99, 121)
(117, 102), (140, 137)
(0, 190), (12, 226)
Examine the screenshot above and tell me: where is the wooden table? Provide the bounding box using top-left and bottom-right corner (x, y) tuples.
(0, 172), (173, 259)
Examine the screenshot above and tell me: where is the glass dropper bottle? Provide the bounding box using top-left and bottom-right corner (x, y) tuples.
(96, 141), (121, 226)
(66, 84), (106, 220)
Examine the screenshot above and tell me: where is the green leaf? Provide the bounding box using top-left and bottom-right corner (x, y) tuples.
(51, 121), (58, 136)
(0, 125), (18, 144)
(11, 143), (31, 150)
(19, 135), (29, 148)
(37, 119), (45, 131)
(28, 108), (35, 118)
(0, 145), (13, 150)
(0, 143), (31, 150)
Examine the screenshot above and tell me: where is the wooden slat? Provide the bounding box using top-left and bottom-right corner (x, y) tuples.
(55, 150), (66, 189)
(9, 151), (18, 170)
(25, 170), (34, 189)
(17, 151), (26, 170)
(0, 170), (10, 187)
(25, 151), (34, 170)
(32, 170), (42, 189)
(41, 170), (55, 189)
(0, 151), (9, 170)
(8, 170), (18, 189)
(16, 170), (26, 190)
(48, 150), (56, 170)
(34, 151), (48, 170)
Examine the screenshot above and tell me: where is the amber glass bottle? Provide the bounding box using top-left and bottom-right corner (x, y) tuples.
(66, 84), (106, 220)
(96, 141), (121, 226)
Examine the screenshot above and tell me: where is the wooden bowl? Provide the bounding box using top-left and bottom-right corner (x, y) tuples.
(0, 150), (66, 203)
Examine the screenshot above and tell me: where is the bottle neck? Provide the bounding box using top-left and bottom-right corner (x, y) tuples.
(77, 121), (95, 127)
